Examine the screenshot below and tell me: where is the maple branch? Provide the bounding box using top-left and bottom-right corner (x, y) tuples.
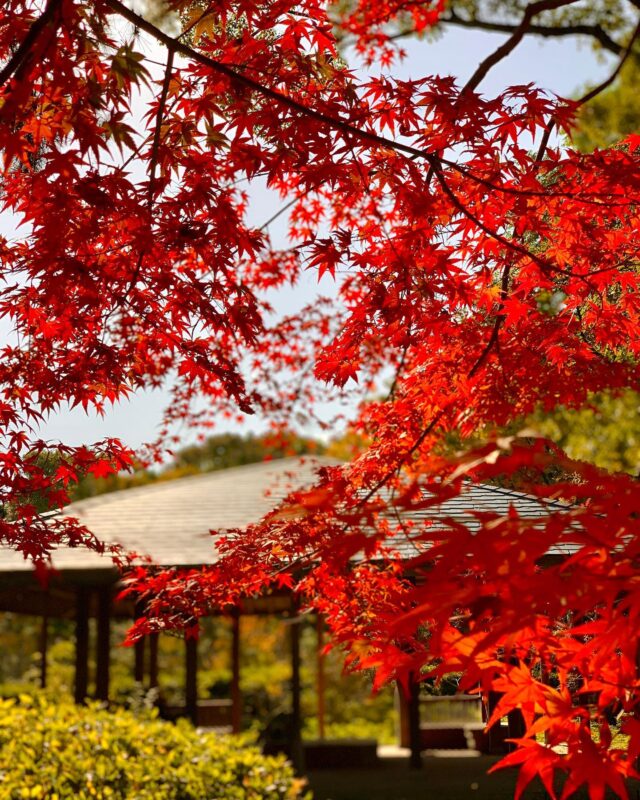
(0, 0), (63, 90)
(435, 9), (624, 57)
(260, 196), (298, 231)
(463, 0), (582, 94)
(440, 157), (631, 206)
(386, 341), (410, 401)
(104, 0), (624, 218)
(356, 407), (448, 509)
(534, 15), (640, 162)
(575, 18), (640, 107)
(468, 262), (512, 379)
(147, 46), (175, 209)
(117, 46), (176, 308)
(103, 0), (441, 163)
(535, 121), (555, 162)
(440, 13), (639, 383)
(431, 163), (577, 283)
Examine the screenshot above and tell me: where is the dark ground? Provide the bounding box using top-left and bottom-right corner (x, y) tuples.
(306, 752), (640, 800)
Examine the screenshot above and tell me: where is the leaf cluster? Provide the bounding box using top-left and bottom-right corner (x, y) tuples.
(0, 693), (308, 800)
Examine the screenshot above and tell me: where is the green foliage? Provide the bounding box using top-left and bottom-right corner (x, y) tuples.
(172, 433), (323, 474)
(528, 390), (640, 475)
(572, 56), (640, 151)
(0, 613), (397, 746)
(0, 694), (308, 800)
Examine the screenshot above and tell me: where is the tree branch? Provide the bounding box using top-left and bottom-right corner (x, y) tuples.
(463, 0), (582, 94)
(434, 9), (623, 57)
(103, 0), (443, 164)
(0, 0), (63, 90)
(575, 17), (640, 107)
(147, 46), (175, 209)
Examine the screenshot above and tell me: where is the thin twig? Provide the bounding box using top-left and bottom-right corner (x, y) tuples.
(123, 46), (175, 304)
(147, 46), (175, 208)
(468, 261), (513, 379)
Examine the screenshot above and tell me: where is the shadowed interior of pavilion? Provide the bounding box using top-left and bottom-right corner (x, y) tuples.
(0, 457), (567, 770)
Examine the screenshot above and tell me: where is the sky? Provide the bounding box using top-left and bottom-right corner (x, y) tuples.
(30, 17), (616, 455)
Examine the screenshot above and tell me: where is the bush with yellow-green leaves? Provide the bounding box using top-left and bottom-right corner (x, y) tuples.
(0, 694), (309, 800)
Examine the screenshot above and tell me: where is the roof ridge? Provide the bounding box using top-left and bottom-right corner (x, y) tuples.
(65, 455), (342, 512)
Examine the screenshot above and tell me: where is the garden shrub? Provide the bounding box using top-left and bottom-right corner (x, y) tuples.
(0, 694), (309, 800)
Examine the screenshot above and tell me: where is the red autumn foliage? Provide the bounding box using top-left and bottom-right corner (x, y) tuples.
(3, 1), (640, 796)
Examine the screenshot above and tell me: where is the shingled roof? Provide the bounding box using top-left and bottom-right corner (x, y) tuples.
(0, 456), (568, 573)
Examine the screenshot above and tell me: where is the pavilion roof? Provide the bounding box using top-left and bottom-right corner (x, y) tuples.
(0, 456), (570, 574)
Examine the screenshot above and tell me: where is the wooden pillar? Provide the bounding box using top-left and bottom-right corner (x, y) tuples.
(39, 612), (48, 689)
(634, 642), (640, 771)
(316, 615), (326, 740)
(506, 708), (526, 751)
(408, 672), (422, 769)
(231, 612), (241, 733)
(185, 634), (198, 725)
(74, 587), (90, 704)
(506, 655), (526, 751)
(133, 602), (146, 685)
(290, 617), (304, 772)
(148, 633), (159, 690)
(483, 690), (503, 754)
(95, 586), (111, 702)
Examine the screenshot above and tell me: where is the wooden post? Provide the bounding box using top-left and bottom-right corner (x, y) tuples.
(316, 615), (326, 740)
(149, 633), (159, 690)
(408, 673), (422, 769)
(95, 586), (111, 702)
(290, 616), (304, 772)
(231, 612), (241, 733)
(74, 587), (90, 704)
(39, 612), (48, 689)
(506, 708), (526, 750)
(185, 634), (198, 725)
(134, 602), (145, 685)
(484, 690), (503, 754)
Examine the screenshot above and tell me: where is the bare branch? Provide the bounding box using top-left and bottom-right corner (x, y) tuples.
(575, 17), (640, 106)
(534, 14), (640, 161)
(463, 0), (582, 94)
(434, 9), (624, 57)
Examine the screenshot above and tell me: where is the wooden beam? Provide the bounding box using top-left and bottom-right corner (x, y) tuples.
(316, 615), (326, 740)
(231, 612), (241, 733)
(95, 587), (111, 702)
(290, 617), (303, 772)
(74, 587), (90, 704)
(148, 633), (159, 689)
(185, 634), (198, 725)
(408, 673), (422, 769)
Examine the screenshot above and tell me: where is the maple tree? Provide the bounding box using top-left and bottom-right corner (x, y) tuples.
(3, 0), (640, 796)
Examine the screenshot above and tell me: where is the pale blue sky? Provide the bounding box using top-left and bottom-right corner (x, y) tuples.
(32, 22), (614, 454)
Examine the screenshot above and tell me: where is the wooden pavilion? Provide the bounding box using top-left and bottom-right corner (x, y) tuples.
(0, 457), (565, 765)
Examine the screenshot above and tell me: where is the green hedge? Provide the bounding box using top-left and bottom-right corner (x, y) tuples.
(0, 695), (309, 800)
